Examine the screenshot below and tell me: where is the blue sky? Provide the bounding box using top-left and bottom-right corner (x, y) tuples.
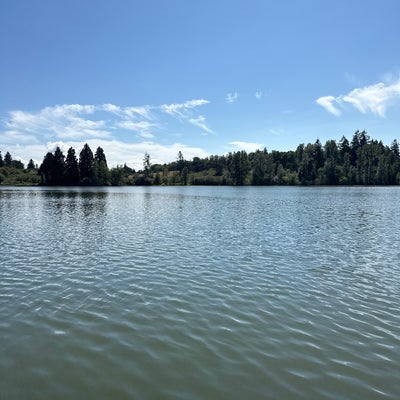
(1, 0), (400, 168)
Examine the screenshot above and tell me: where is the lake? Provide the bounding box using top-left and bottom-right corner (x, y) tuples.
(1, 186), (399, 399)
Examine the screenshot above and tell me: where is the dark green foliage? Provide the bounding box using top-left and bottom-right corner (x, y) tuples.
(79, 144), (94, 185)
(4, 151), (12, 167)
(38, 144), (110, 186)
(27, 159), (36, 170)
(0, 152), (3, 168)
(110, 167), (124, 186)
(123, 163), (134, 174)
(38, 152), (56, 185)
(298, 144), (317, 185)
(390, 139), (399, 158)
(143, 152), (151, 178)
(251, 150), (268, 185)
(153, 173), (161, 185)
(38, 148), (66, 185)
(177, 151), (185, 173)
(135, 174), (153, 185)
(94, 147), (110, 185)
(7, 130), (400, 187)
(95, 147), (107, 165)
(181, 166), (189, 185)
(65, 147), (80, 185)
(227, 151), (250, 185)
(53, 147), (66, 184)
(11, 160), (24, 169)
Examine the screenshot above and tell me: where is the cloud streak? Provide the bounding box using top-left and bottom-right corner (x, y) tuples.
(188, 115), (214, 134)
(316, 80), (400, 117)
(160, 99), (209, 117)
(316, 96), (341, 116)
(226, 92), (239, 104)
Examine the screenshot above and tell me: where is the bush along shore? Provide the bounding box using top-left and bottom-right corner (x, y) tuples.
(1, 131), (400, 186)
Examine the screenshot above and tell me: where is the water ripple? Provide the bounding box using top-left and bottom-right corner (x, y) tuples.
(1, 187), (400, 399)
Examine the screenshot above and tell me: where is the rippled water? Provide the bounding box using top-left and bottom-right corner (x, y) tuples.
(1, 186), (400, 399)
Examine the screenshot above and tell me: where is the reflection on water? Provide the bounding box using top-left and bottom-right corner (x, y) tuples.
(1, 186), (400, 399)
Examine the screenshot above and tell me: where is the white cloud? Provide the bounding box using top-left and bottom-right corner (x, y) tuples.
(4, 105), (110, 140)
(1, 98), (212, 144)
(188, 115), (214, 134)
(102, 103), (121, 114)
(0, 130), (40, 144)
(229, 141), (263, 153)
(118, 120), (155, 138)
(317, 79), (400, 117)
(123, 106), (152, 119)
(161, 99), (209, 117)
(255, 91), (262, 100)
(316, 96), (341, 116)
(226, 92), (239, 104)
(342, 81), (400, 117)
(0, 100), (214, 168)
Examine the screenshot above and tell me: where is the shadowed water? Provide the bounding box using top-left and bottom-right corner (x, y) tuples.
(1, 186), (399, 399)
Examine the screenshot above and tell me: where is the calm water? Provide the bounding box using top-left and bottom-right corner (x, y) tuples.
(1, 186), (399, 399)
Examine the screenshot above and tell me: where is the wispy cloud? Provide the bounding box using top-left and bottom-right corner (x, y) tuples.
(229, 141), (263, 153)
(255, 91), (263, 100)
(188, 115), (214, 134)
(316, 96), (341, 116)
(226, 92), (239, 104)
(268, 128), (284, 136)
(1, 99), (212, 144)
(117, 121), (155, 138)
(160, 99), (209, 118)
(123, 105), (153, 120)
(317, 79), (400, 117)
(0, 100), (213, 167)
(5, 105), (110, 139)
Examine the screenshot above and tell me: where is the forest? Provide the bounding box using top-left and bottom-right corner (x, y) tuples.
(1, 130), (400, 186)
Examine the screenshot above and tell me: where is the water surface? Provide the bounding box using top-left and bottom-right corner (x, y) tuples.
(1, 186), (399, 399)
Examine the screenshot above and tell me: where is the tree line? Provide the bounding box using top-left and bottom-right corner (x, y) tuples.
(1, 130), (400, 186)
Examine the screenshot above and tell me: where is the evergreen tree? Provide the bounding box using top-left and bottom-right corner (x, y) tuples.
(143, 152), (151, 178)
(359, 130), (370, 147)
(94, 146), (110, 185)
(298, 143), (317, 185)
(322, 140), (339, 184)
(79, 143), (94, 185)
(11, 160), (24, 169)
(295, 144), (304, 169)
(39, 152), (56, 185)
(313, 139), (325, 170)
(228, 151), (250, 185)
(95, 146), (107, 164)
(4, 151), (12, 167)
(390, 139), (399, 158)
(53, 147), (66, 184)
(177, 151), (185, 173)
(0, 151), (3, 168)
(338, 136), (350, 162)
(350, 130), (361, 165)
(251, 149), (268, 185)
(65, 147), (80, 185)
(27, 159), (36, 170)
